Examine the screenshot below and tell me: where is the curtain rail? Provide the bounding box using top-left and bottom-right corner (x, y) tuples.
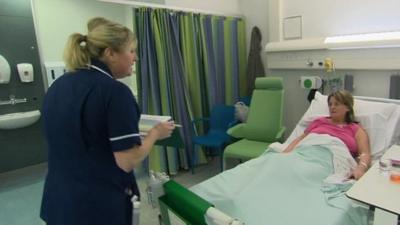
(98, 0), (243, 18)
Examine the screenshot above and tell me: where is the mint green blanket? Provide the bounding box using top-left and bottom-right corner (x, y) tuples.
(191, 146), (368, 225)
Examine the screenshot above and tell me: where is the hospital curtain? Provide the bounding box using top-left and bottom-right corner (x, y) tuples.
(133, 8), (247, 174)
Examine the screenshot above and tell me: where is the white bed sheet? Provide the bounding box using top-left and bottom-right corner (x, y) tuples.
(192, 134), (369, 225)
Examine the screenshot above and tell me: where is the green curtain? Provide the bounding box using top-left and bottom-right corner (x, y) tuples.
(237, 19), (247, 97)
(133, 8), (247, 174)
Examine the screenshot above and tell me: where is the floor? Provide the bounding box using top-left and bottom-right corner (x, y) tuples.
(1, 159), (381, 225)
(0, 158), (222, 225)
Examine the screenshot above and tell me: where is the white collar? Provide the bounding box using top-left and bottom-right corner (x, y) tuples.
(88, 64), (113, 79)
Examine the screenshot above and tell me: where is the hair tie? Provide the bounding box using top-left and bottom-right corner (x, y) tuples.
(80, 35), (87, 47)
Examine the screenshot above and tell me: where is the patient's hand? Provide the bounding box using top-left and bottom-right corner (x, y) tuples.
(352, 166), (367, 180)
(282, 133), (307, 154)
(282, 147), (293, 153)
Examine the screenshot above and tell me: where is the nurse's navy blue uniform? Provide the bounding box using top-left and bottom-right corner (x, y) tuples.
(40, 59), (141, 225)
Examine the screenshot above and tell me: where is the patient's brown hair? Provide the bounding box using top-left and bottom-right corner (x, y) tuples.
(328, 90), (357, 124)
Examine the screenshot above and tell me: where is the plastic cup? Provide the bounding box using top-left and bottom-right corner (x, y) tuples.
(379, 158), (392, 171)
(379, 158), (392, 176)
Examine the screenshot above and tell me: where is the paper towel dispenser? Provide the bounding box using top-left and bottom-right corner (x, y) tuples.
(0, 54), (11, 84)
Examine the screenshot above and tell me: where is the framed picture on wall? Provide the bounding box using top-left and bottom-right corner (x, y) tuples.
(283, 15), (302, 40)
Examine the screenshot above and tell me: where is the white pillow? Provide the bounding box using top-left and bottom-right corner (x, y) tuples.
(285, 92), (329, 143)
(385, 105), (400, 147)
(357, 113), (389, 160)
(286, 92), (398, 159)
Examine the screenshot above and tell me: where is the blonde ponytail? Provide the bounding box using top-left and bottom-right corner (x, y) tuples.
(63, 33), (90, 71)
(63, 17), (136, 72)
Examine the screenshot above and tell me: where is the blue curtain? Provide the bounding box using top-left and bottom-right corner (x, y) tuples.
(134, 8), (246, 174)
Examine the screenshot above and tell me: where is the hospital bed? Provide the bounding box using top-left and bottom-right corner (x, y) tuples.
(158, 92), (400, 225)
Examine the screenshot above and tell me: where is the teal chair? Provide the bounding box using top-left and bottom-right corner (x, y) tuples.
(223, 77), (285, 168)
(191, 105), (236, 173)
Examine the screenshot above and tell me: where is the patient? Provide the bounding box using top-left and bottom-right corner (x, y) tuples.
(283, 90), (371, 180)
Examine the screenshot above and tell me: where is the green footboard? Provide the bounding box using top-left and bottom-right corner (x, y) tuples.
(159, 180), (213, 225)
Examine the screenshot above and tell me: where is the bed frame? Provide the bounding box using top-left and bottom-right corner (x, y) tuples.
(158, 95), (400, 225)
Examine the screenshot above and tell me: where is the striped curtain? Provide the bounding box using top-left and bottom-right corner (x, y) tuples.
(134, 8), (246, 174)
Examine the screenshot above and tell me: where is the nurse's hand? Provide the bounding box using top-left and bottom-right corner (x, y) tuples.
(114, 121), (175, 172)
(150, 121), (175, 140)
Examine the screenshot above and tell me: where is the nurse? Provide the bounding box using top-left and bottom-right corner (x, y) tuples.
(40, 17), (175, 225)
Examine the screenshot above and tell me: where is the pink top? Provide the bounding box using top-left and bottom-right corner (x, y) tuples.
(305, 117), (360, 157)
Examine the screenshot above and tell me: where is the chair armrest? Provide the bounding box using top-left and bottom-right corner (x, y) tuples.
(228, 120), (240, 128)
(227, 123), (246, 138)
(275, 126), (286, 143)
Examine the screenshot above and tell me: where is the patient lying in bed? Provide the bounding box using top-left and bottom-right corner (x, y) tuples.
(191, 91), (377, 225)
(283, 90), (371, 180)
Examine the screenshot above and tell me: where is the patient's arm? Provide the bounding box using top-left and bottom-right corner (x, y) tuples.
(282, 133), (307, 153)
(352, 127), (371, 180)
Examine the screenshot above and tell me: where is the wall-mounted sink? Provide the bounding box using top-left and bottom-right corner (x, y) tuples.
(0, 110), (41, 130)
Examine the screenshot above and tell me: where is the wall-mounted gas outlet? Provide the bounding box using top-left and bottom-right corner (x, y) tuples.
(324, 58), (334, 72)
(300, 76), (322, 89)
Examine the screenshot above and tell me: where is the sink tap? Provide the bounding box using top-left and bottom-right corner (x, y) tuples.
(11, 95), (27, 105)
(14, 98), (27, 104)
(0, 95), (27, 106)
(9, 95), (16, 105)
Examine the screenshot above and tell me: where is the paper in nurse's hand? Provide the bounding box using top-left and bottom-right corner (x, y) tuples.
(139, 114), (172, 134)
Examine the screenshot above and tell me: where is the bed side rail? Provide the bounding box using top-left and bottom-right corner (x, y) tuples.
(159, 180), (212, 225)
(159, 180), (244, 225)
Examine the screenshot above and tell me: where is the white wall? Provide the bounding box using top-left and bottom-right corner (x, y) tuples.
(281, 0), (400, 39)
(33, 0), (241, 65)
(166, 0), (240, 15)
(238, 0), (269, 63)
(33, 0), (138, 92)
(238, 0), (400, 135)
(33, 0), (241, 93)
(33, 0), (130, 62)
(267, 0), (400, 42)
(32, 0), (398, 135)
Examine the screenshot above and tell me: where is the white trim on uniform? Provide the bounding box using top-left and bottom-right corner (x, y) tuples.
(109, 133), (141, 141)
(89, 64), (114, 79)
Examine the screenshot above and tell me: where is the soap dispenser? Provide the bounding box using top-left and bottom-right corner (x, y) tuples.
(17, 63), (34, 83)
(0, 54), (11, 84)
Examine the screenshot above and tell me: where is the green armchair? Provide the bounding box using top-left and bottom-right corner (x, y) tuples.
(223, 77), (285, 168)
